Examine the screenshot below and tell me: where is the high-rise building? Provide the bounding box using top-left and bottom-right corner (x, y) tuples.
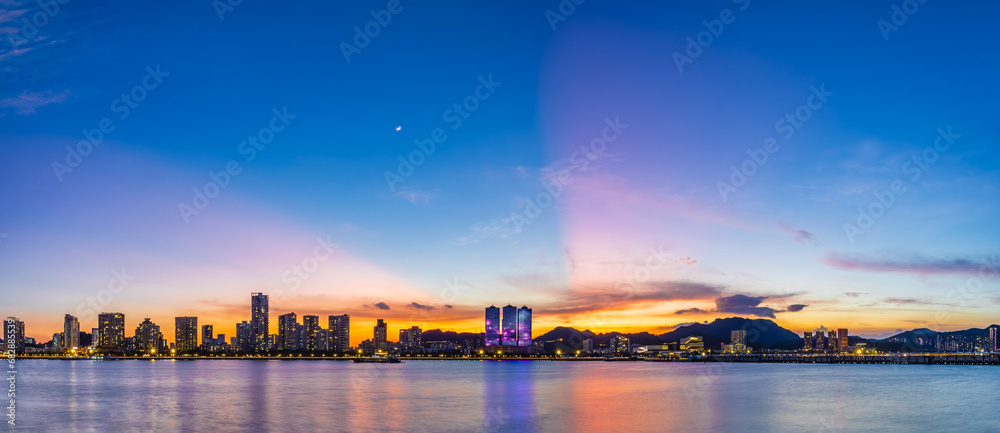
(303, 315), (320, 351)
(582, 338), (594, 354)
(316, 329), (329, 351)
(174, 317), (198, 353)
(484, 306), (500, 347)
(803, 331), (813, 350)
(236, 321), (251, 352)
(278, 313), (298, 351)
(52, 333), (62, 350)
(517, 306), (532, 347)
(98, 313), (126, 350)
(373, 319), (387, 352)
(501, 305), (517, 346)
(612, 335), (631, 355)
(4, 317), (25, 354)
(63, 314), (80, 349)
(329, 315), (350, 352)
(202, 325), (214, 348)
(989, 326), (998, 353)
(731, 330), (746, 345)
(135, 318), (162, 354)
(250, 292), (269, 352)
(91, 328), (100, 348)
(399, 326), (422, 352)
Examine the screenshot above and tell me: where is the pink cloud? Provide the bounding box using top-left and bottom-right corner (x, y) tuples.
(0, 89), (72, 114)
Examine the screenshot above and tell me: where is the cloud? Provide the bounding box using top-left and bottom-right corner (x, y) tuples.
(844, 292), (866, 298)
(715, 294), (778, 318)
(537, 280), (726, 316)
(392, 187), (432, 205)
(777, 221), (817, 245)
(825, 252), (997, 275)
(444, 304), (453, 308)
(456, 218), (521, 245)
(672, 294), (797, 318)
(366, 302), (390, 310)
(881, 298), (934, 306)
(409, 302), (434, 310)
(0, 89), (71, 115)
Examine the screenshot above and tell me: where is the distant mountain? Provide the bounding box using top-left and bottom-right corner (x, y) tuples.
(420, 329), (481, 343)
(872, 325), (999, 352)
(531, 327), (664, 348)
(657, 317), (800, 349)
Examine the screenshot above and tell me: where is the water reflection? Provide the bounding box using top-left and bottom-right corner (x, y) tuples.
(482, 361), (537, 432)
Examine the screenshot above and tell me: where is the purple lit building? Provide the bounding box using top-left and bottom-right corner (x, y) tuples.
(501, 305), (517, 346)
(517, 306), (532, 347)
(485, 306), (500, 347)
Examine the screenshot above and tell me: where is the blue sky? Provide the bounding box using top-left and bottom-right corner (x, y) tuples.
(1, 0), (998, 342)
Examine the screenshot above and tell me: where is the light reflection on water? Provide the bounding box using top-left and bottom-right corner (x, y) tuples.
(13, 359), (1000, 432)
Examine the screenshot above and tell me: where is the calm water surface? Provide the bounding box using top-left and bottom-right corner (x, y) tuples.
(12, 359), (1000, 432)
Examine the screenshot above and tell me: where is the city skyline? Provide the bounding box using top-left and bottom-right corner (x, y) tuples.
(2, 1), (999, 349)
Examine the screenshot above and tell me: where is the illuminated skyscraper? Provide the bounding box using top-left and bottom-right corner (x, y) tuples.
(484, 306), (500, 347)
(329, 314), (350, 352)
(989, 326), (998, 353)
(612, 335), (631, 355)
(91, 328), (99, 348)
(236, 321), (251, 352)
(250, 293), (269, 352)
(278, 313), (298, 351)
(303, 315), (320, 351)
(399, 326), (422, 352)
(135, 318), (162, 354)
(803, 331), (813, 351)
(98, 313), (125, 349)
(517, 306), (532, 347)
(63, 314), (80, 349)
(4, 317), (24, 354)
(374, 319), (388, 351)
(837, 328), (849, 352)
(731, 330), (746, 345)
(501, 305), (517, 346)
(174, 317), (198, 352)
(201, 325), (213, 348)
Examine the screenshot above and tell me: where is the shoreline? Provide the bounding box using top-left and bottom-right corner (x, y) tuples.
(12, 353), (1000, 365)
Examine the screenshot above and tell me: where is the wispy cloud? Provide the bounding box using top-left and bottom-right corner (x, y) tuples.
(409, 302), (434, 310)
(537, 280), (726, 316)
(393, 187), (432, 205)
(364, 301), (391, 310)
(777, 221), (817, 245)
(825, 252), (997, 275)
(0, 89), (71, 115)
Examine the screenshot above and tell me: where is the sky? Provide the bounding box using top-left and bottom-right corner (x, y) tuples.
(1, 0), (998, 345)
